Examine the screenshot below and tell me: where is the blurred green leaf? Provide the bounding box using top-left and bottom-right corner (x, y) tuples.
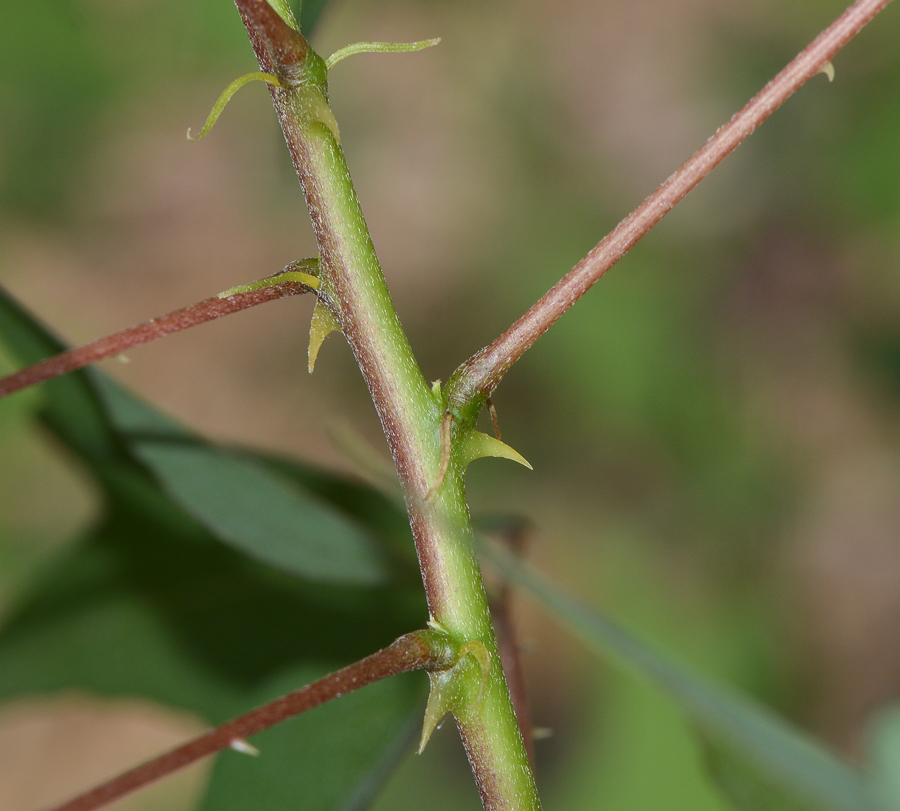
(0, 284), (429, 807)
(867, 706), (900, 810)
(0, 504), (425, 809)
(200, 666), (424, 811)
(0, 1), (243, 219)
(133, 439), (394, 586)
(0, 283), (125, 465)
(297, 0), (335, 38)
(0, 500), (423, 721)
(0, 285), (409, 586)
(852, 329), (900, 401)
(482, 541), (885, 811)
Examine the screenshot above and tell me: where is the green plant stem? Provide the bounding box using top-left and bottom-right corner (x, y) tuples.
(233, 2), (540, 808)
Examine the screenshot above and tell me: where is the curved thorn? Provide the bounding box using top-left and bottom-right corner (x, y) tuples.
(325, 38), (441, 72)
(217, 260), (320, 298)
(188, 71), (282, 141)
(487, 398), (502, 441)
(425, 412), (453, 499)
(308, 298), (342, 373)
(458, 641), (492, 707)
(460, 431), (532, 471)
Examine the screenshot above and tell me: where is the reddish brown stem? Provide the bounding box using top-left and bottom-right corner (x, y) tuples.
(233, 0), (309, 79)
(42, 631), (453, 811)
(446, 0), (894, 417)
(489, 521), (536, 767)
(0, 279), (310, 400)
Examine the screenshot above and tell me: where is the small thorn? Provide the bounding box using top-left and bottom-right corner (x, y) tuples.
(487, 398), (502, 441)
(460, 431), (532, 471)
(189, 72), (282, 142)
(425, 412), (453, 499)
(458, 641), (492, 707)
(820, 61), (835, 82)
(217, 264), (320, 299)
(419, 669), (454, 754)
(308, 298), (341, 373)
(325, 38), (441, 72)
(230, 738), (260, 756)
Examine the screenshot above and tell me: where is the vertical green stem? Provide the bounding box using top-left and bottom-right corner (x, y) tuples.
(232, 3), (540, 808)
(286, 90), (540, 811)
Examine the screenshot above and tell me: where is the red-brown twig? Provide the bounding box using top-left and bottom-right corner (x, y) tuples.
(446, 0), (894, 413)
(0, 279), (310, 400)
(43, 631), (454, 811)
(488, 520), (536, 767)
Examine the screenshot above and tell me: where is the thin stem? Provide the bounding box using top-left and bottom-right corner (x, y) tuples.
(489, 520), (536, 767)
(0, 277), (310, 400)
(446, 0), (894, 419)
(42, 631), (453, 811)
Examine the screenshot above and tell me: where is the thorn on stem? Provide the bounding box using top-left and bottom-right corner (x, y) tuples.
(458, 640), (492, 707)
(187, 72), (282, 141)
(325, 38), (441, 71)
(229, 738), (261, 756)
(487, 399), (502, 441)
(425, 412), (453, 499)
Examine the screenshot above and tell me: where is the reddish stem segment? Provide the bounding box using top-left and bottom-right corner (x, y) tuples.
(0, 280), (309, 400)
(42, 631), (452, 811)
(489, 520), (536, 767)
(447, 0), (894, 415)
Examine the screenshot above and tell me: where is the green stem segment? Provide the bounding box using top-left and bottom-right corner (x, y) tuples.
(232, 2), (539, 808)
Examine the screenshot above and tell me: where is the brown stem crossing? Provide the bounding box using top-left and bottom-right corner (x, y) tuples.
(0, 278), (310, 400)
(42, 631), (452, 811)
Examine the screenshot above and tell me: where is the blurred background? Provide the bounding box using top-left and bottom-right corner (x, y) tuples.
(1, 0), (899, 808)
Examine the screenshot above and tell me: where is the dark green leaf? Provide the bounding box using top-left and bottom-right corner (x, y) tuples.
(0, 281), (426, 710)
(0, 284), (123, 463)
(482, 541), (885, 811)
(260, 452), (416, 569)
(0, 274), (427, 808)
(866, 706), (900, 810)
(0, 505), (424, 722)
(199, 666), (424, 811)
(132, 439), (393, 586)
(0, 285), (409, 586)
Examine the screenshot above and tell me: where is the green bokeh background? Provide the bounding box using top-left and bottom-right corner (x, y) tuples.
(1, 0), (899, 809)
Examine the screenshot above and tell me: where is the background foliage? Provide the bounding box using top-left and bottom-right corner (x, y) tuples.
(1, 1), (899, 809)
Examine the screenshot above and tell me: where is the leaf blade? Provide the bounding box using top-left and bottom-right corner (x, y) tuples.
(0, 505), (424, 721)
(132, 439), (393, 586)
(482, 541), (885, 811)
(0, 285), (403, 586)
